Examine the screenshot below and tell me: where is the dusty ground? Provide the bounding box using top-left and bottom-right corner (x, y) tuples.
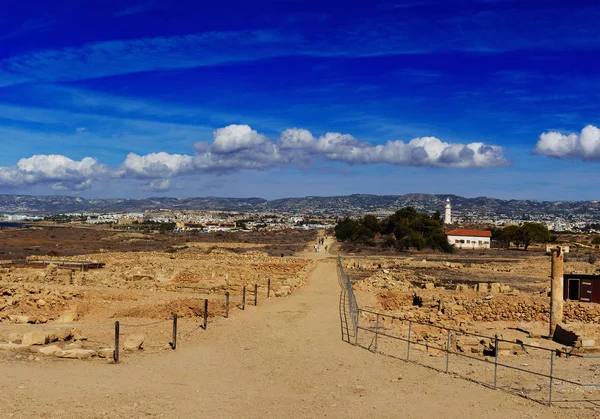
(0, 231), (316, 358)
(344, 251), (600, 407)
(1, 251), (596, 418)
(0, 230), (598, 417)
(0, 226), (316, 259)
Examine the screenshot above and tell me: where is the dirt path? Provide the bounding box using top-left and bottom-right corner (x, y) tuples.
(0, 259), (594, 418)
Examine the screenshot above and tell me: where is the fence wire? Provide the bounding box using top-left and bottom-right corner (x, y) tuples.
(337, 256), (600, 408)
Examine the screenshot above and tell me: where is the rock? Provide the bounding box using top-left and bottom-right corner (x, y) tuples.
(123, 334), (145, 351)
(476, 283), (489, 293)
(47, 328), (73, 342)
(455, 284), (470, 292)
(274, 286), (292, 297)
(490, 283), (501, 293)
(7, 333), (21, 344)
(8, 315), (29, 324)
(36, 299), (47, 307)
(424, 283), (435, 290)
(0, 343), (27, 351)
(59, 349), (96, 359)
(64, 341), (83, 350)
(500, 285), (511, 293)
(581, 338), (596, 348)
(72, 330), (87, 341)
(22, 331), (50, 346)
(38, 345), (63, 356)
(56, 312), (76, 323)
(97, 348), (115, 359)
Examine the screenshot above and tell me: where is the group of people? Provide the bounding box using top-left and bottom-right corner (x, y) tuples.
(314, 237), (328, 253)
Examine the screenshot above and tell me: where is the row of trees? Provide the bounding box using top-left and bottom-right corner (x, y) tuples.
(335, 208), (554, 253)
(334, 207), (453, 253)
(489, 222), (551, 250)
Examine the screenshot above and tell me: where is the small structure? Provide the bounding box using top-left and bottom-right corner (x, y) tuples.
(563, 274), (600, 303)
(446, 229), (491, 249)
(444, 198), (452, 225)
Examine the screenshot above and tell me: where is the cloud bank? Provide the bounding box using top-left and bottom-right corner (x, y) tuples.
(0, 125), (509, 192)
(534, 125), (600, 160)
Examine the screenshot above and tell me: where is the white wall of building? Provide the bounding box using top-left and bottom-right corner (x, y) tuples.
(448, 235), (491, 249)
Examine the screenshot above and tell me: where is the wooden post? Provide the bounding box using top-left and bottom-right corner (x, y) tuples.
(171, 314), (177, 350)
(267, 278), (271, 298)
(225, 292), (230, 318)
(114, 321), (120, 363)
(242, 286), (246, 310)
(254, 284), (258, 306)
(203, 299), (208, 329)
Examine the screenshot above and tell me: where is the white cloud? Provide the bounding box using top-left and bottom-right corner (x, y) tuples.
(534, 125), (600, 160)
(0, 154), (109, 190)
(0, 125), (509, 193)
(210, 125), (269, 153)
(120, 152), (194, 178)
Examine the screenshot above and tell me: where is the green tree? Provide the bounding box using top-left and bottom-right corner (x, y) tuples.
(361, 214), (380, 233)
(519, 222), (551, 250)
(592, 236), (600, 245)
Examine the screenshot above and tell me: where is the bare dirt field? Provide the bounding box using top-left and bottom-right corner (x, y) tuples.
(0, 226), (317, 259)
(0, 230), (598, 417)
(343, 250), (600, 407)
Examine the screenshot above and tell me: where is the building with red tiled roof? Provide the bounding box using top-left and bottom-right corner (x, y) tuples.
(446, 229), (491, 249)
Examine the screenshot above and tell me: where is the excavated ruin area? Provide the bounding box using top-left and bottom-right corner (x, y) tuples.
(345, 254), (600, 404)
(0, 242), (315, 362)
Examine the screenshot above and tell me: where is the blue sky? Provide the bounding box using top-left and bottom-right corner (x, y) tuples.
(0, 0), (599, 200)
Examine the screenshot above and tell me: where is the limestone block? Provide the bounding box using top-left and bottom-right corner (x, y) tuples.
(22, 331), (50, 346)
(38, 345), (63, 356)
(123, 334), (145, 351)
(59, 349), (96, 359)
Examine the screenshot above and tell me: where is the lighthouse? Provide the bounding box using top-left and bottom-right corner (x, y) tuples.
(444, 198), (452, 225)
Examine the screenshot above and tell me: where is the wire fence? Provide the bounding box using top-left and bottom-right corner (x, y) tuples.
(0, 281), (272, 363)
(337, 256), (600, 408)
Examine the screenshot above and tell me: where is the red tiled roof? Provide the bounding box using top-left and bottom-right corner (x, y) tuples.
(446, 229), (492, 238)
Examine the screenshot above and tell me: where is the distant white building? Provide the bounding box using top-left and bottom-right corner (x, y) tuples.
(444, 198), (452, 224)
(447, 229), (491, 249)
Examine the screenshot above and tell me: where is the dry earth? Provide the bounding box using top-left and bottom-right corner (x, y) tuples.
(0, 233), (597, 417)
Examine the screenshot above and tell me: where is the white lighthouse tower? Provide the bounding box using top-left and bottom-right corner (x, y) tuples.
(444, 198), (452, 225)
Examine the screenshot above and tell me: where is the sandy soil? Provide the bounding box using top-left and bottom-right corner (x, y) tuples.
(0, 240), (596, 418)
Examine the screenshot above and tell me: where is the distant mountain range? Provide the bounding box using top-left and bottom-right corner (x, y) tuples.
(1, 193), (599, 219)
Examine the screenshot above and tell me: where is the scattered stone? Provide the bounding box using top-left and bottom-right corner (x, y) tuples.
(97, 348), (115, 359)
(8, 315), (29, 324)
(424, 283), (435, 290)
(38, 345), (63, 356)
(0, 343), (26, 351)
(22, 331), (49, 346)
(123, 334), (145, 351)
(59, 349), (96, 359)
(56, 312), (76, 323)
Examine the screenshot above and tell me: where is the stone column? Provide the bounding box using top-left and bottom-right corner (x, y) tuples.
(549, 247), (564, 337)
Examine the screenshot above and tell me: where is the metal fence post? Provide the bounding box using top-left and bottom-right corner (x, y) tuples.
(225, 292), (230, 318)
(171, 314), (177, 350)
(549, 350), (555, 406)
(407, 320), (412, 361)
(254, 284), (258, 306)
(267, 278), (271, 298)
(203, 299), (208, 329)
(374, 314), (380, 353)
(494, 334), (499, 390)
(242, 286), (246, 310)
(446, 329), (451, 374)
(114, 321), (120, 363)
